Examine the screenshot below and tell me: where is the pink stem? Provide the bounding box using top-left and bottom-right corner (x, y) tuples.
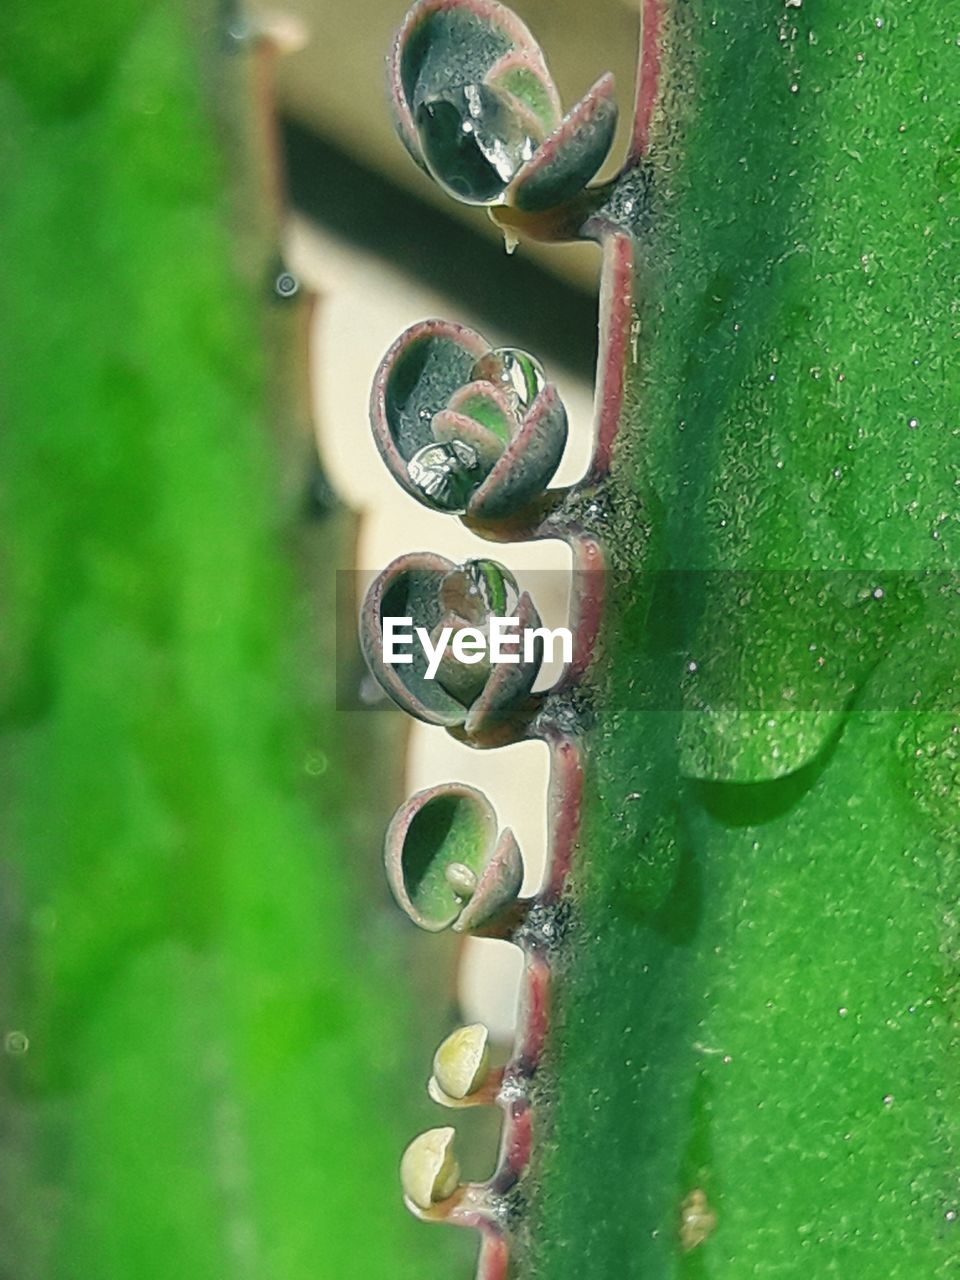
(541, 731), (585, 901)
(586, 230), (635, 483)
(476, 1230), (511, 1280)
(630, 0), (666, 163)
(564, 535), (606, 684)
(514, 951), (551, 1069)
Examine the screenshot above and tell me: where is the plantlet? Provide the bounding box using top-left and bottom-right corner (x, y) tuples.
(366, 1), (959, 1277)
(371, 320), (567, 519)
(361, 553), (549, 740)
(430, 1024), (496, 1104)
(390, 0), (618, 211)
(383, 782), (524, 934)
(401, 1126), (463, 1211)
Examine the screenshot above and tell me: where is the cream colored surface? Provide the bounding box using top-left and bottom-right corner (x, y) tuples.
(264, 0), (643, 290)
(289, 215), (596, 1042)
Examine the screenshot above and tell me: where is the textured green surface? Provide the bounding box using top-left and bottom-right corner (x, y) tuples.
(0, 3), (469, 1278)
(404, 793), (494, 926)
(527, 2), (958, 1275)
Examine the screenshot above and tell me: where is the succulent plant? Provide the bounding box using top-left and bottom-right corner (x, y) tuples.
(360, 552), (546, 738)
(368, 1), (960, 1278)
(430, 1023), (496, 1104)
(371, 320), (567, 520)
(389, 0), (618, 210)
(383, 782), (525, 934)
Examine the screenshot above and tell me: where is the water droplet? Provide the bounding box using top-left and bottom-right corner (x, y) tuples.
(4, 1031), (29, 1056)
(274, 271), (299, 298)
(416, 84), (537, 204)
(407, 440), (480, 512)
(441, 559), (519, 622)
(471, 347), (546, 414)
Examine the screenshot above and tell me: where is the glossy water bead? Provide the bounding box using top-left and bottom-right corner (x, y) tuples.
(406, 439), (480, 512)
(416, 83), (538, 204)
(471, 347), (546, 413)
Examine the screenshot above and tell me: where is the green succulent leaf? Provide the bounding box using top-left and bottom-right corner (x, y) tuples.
(524, 2), (960, 1276)
(506, 73), (619, 213)
(390, 0), (616, 208)
(372, 322), (567, 518)
(384, 785), (523, 933)
(386, 784), (499, 931)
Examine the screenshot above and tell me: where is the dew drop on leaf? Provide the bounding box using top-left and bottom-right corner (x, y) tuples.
(440, 558), (520, 623)
(406, 440), (480, 512)
(416, 84), (537, 204)
(471, 347), (546, 413)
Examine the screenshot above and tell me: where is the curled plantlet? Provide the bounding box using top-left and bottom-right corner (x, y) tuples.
(429, 1023), (503, 1107)
(390, 0), (618, 212)
(371, 319), (566, 521)
(359, 552), (545, 737)
(384, 783), (524, 934)
(401, 1126), (462, 1212)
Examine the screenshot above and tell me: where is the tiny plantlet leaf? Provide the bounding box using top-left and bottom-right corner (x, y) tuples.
(359, 551), (468, 726)
(452, 826), (523, 932)
(470, 347), (545, 414)
(400, 1127), (461, 1211)
(444, 861), (479, 899)
(371, 319), (567, 519)
(505, 72), (618, 213)
(432, 1023), (491, 1099)
(390, 0), (617, 209)
(384, 784), (523, 933)
(360, 553), (545, 735)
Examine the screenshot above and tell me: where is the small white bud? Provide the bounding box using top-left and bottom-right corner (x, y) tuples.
(400, 1127), (461, 1211)
(432, 1023), (490, 1100)
(445, 861), (478, 899)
